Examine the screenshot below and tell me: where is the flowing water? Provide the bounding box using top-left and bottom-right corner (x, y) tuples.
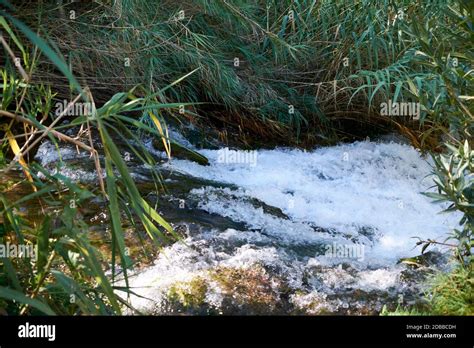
(34, 132), (460, 315)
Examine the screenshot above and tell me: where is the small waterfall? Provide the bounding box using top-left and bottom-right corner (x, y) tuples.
(122, 139), (459, 314)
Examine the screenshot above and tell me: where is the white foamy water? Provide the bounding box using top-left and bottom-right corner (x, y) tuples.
(165, 141), (458, 261)
(122, 140), (459, 314)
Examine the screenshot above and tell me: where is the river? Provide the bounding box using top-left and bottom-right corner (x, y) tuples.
(34, 131), (460, 315)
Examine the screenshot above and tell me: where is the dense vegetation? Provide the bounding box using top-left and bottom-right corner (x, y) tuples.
(0, 0), (472, 315)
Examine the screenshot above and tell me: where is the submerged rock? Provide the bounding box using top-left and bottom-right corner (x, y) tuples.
(142, 265), (287, 315)
(209, 266), (284, 315)
(165, 277), (209, 314)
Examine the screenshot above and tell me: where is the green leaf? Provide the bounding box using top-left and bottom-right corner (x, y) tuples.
(0, 16), (26, 59)
(1, 13), (81, 93)
(421, 242), (430, 254)
(1, 257), (22, 291)
(37, 216), (50, 272)
(0, 286), (56, 315)
(51, 271), (100, 314)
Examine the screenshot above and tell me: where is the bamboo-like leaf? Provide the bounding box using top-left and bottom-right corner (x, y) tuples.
(51, 270), (100, 314)
(1, 257), (22, 291)
(0, 13), (81, 93)
(0, 16), (26, 59)
(5, 128), (33, 183)
(104, 156), (132, 288)
(36, 216), (50, 272)
(149, 111), (171, 159)
(0, 286), (55, 315)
